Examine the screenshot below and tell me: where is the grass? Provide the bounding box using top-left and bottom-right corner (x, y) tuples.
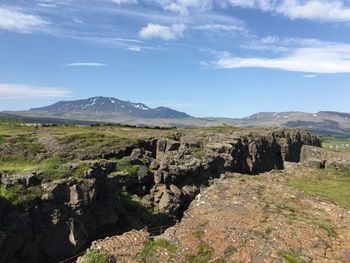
(312, 221), (337, 238)
(0, 156), (41, 174)
(0, 185), (42, 208)
(321, 136), (350, 152)
(79, 249), (112, 263)
(184, 242), (214, 263)
(115, 158), (139, 176)
(0, 121), (173, 162)
(288, 168), (350, 210)
(140, 238), (177, 262)
(265, 226), (274, 235)
(0, 155), (91, 183)
(277, 251), (303, 263)
(190, 146), (206, 160)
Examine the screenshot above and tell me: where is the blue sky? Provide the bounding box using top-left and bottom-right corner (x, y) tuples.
(1, 0), (350, 117)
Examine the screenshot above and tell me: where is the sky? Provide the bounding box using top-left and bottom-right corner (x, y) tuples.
(1, 0), (350, 117)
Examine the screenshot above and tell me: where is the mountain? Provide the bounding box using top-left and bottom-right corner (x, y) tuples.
(239, 111), (350, 136)
(29, 96), (190, 119)
(3, 97), (350, 136)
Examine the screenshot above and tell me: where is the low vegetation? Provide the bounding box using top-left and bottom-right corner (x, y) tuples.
(140, 238), (177, 262)
(115, 159), (139, 176)
(0, 185), (42, 208)
(277, 251), (303, 263)
(190, 146), (206, 160)
(79, 249), (112, 263)
(184, 242), (214, 263)
(321, 136), (350, 152)
(288, 168), (350, 209)
(0, 122), (172, 180)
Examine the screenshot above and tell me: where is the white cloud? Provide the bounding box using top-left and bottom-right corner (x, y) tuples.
(159, 0), (213, 15)
(64, 63), (107, 67)
(225, 0), (350, 22)
(139, 23), (186, 40)
(303, 74), (317, 78)
(214, 42), (350, 73)
(194, 23), (247, 33)
(277, 0), (350, 22)
(0, 84), (71, 98)
(0, 6), (49, 33)
(127, 46), (142, 52)
(110, 0), (137, 5)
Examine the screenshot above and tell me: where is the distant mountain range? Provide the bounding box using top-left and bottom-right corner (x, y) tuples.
(239, 111), (350, 136)
(3, 97), (350, 136)
(29, 96), (190, 119)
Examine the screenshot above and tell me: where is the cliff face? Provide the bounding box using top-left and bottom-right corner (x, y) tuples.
(0, 129), (320, 263)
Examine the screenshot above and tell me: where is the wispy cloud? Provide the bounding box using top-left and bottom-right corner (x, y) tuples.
(226, 0), (350, 23)
(214, 42), (350, 74)
(151, 0), (350, 23)
(139, 23), (186, 40)
(110, 0), (138, 5)
(64, 62), (107, 67)
(157, 0), (213, 16)
(0, 83), (72, 98)
(0, 6), (49, 33)
(303, 74), (317, 78)
(209, 37), (350, 74)
(127, 46), (142, 52)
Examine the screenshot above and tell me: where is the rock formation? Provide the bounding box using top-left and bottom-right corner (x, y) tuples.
(0, 128), (320, 262)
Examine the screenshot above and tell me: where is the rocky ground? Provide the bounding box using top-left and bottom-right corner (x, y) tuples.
(87, 165), (350, 263)
(159, 166), (350, 263)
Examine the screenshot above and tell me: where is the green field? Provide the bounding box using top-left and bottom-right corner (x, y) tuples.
(0, 122), (173, 177)
(289, 168), (350, 210)
(321, 136), (350, 152)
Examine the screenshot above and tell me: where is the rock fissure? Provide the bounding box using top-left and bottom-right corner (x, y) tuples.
(0, 129), (320, 263)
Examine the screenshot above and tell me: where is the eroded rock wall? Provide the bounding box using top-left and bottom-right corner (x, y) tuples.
(0, 129), (320, 263)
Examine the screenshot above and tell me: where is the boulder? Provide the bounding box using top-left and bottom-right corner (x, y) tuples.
(302, 158), (326, 169)
(182, 185), (199, 198)
(158, 190), (181, 216)
(129, 148), (153, 166)
(1, 173), (39, 187)
(69, 181), (96, 207)
(156, 139), (180, 160)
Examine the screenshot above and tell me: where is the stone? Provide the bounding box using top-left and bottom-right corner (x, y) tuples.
(1, 173), (39, 187)
(182, 185), (200, 199)
(302, 158), (326, 169)
(169, 184), (182, 197)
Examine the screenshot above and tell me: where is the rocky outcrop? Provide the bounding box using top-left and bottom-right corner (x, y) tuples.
(78, 229), (149, 262)
(0, 170), (122, 263)
(156, 168), (350, 262)
(301, 145), (350, 169)
(0, 128), (320, 263)
(0, 173), (39, 187)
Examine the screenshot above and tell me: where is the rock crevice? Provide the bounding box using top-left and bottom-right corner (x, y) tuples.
(0, 129), (320, 263)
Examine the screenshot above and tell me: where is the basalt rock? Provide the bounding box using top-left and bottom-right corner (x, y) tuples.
(0, 167), (122, 263)
(1, 173), (39, 187)
(300, 145), (350, 169)
(0, 129), (320, 263)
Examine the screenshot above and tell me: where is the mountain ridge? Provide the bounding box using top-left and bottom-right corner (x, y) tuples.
(3, 97), (350, 135)
(29, 96), (191, 119)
